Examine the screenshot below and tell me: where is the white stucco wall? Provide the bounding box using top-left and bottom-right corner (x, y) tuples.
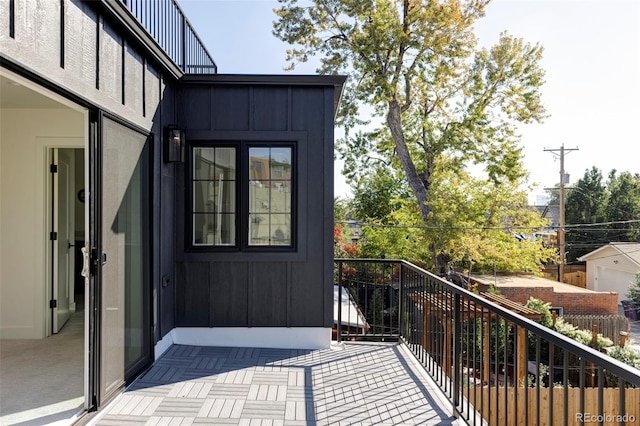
(0, 107), (84, 338)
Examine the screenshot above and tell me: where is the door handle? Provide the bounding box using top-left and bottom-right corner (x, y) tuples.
(81, 244), (90, 279)
(68, 242), (75, 249)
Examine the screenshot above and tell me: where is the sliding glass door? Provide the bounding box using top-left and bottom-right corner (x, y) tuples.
(97, 114), (152, 402)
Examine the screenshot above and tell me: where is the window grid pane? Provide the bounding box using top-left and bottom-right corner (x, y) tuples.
(192, 147), (236, 246)
(248, 146), (292, 246)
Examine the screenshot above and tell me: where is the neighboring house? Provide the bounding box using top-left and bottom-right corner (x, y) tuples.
(532, 204), (559, 246)
(1, 0), (345, 420)
(471, 274), (619, 315)
(578, 242), (640, 304)
(535, 204), (560, 228)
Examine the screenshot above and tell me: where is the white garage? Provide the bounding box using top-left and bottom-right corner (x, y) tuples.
(578, 242), (640, 304)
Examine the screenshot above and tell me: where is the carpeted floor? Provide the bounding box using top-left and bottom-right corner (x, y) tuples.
(0, 308), (84, 425)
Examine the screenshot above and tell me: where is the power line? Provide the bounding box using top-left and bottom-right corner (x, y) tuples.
(335, 218), (640, 231)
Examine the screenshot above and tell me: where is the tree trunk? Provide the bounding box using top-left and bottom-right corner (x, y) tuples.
(386, 100), (437, 266)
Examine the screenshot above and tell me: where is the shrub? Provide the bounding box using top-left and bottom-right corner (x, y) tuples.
(605, 345), (640, 387)
(627, 272), (640, 304)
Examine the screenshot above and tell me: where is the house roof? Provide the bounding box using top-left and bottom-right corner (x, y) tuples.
(333, 285), (370, 332)
(577, 242), (640, 266)
(471, 274), (600, 294)
(533, 204), (560, 226)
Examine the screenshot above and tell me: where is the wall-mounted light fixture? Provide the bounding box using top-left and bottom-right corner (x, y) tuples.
(164, 125), (185, 163)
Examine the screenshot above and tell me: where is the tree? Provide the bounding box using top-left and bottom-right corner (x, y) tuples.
(274, 0), (547, 268)
(424, 160), (555, 273)
(355, 160), (556, 272)
(563, 168), (640, 261)
(603, 170), (640, 242)
(564, 167), (606, 261)
(350, 165), (409, 221)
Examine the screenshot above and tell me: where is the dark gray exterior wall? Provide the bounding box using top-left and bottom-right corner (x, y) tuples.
(174, 76), (345, 329)
(1, 0), (179, 343)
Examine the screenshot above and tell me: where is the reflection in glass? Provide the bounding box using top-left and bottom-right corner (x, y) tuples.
(192, 147), (236, 246)
(248, 146), (292, 246)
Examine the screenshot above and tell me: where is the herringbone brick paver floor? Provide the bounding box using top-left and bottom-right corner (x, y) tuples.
(91, 342), (455, 425)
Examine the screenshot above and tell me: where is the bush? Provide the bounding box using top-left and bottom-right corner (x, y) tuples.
(605, 345), (640, 387)
(627, 272), (640, 304)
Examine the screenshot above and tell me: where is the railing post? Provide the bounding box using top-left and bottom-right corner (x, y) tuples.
(398, 262), (404, 340)
(337, 261), (343, 343)
(452, 292), (461, 416)
(180, 12), (186, 71)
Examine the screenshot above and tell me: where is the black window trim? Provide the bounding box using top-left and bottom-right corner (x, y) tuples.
(187, 140), (297, 253)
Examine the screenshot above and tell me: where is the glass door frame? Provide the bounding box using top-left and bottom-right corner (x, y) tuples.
(88, 110), (154, 409)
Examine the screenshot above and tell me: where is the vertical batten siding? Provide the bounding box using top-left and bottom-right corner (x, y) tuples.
(253, 87), (288, 131)
(100, 19), (124, 106)
(3, 0), (62, 70)
(1, 0), (181, 345)
(176, 261), (210, 326)
(9, 0), (16, 38)
(175, 81), (336, 330)
(59, 0), (65, 68)
(322, 86), (335, 329)
(124, 43), (144, 114)
(64, 0), (97, 89)
(1, 0), (170, 131)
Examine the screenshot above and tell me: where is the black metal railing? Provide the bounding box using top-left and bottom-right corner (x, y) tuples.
(118, 0), (216, 74)
(335, 259), (640, 425)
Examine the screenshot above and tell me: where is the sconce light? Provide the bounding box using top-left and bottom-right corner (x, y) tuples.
(164, 126), (185, 163)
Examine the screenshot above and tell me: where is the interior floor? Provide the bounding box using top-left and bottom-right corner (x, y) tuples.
(0, 295), (84, 426)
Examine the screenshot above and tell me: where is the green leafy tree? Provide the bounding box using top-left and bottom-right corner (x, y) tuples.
(351, 165), (410, 221)
(564, 167), (606, 261)
(334, 196), (352, 222)
(356, 161), (556, 272)
(425, 160), (555, 273)
(603, 170), (640, 242)
(274, 0), (547, 269)
(627, 272), (640, 304)
(357, 198), (432, 266)
(562, 168), (640, 261)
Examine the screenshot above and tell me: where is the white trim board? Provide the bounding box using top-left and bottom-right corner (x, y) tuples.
(154, 327), (332, 359)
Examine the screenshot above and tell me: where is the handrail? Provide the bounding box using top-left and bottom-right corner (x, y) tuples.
(116, 0), (217, 74)
(335, 258), (640, 425)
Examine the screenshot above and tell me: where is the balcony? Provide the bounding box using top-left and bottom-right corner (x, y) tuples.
(90, 259), (640, 425)
(111, 0), (217, 74)
(335, 259), (640, 425)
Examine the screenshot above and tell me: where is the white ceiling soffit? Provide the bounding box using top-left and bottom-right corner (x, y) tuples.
(0, 70), (77, 110)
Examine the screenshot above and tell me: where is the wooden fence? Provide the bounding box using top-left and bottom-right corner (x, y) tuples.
(474, 387), (639, 426)
(562, 315), (630, 343)
(562, 271), (586, 288)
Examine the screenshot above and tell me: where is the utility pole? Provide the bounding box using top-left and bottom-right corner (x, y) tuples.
(544, 144), (578, 283)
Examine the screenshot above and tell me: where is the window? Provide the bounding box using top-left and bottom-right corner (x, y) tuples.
(192, 147), (236, 246)
(190, 143), (294, 249)
(248, 147), (292, 246)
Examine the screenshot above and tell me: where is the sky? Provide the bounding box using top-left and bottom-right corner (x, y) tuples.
(178, 0), (640, 205)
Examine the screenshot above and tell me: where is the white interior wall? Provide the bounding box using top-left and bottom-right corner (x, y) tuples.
(0, 108), (83, 339)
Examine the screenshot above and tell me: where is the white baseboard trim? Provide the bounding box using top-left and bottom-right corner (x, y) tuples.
(155, 327), (331, 354)
(154, 332), (175, 360)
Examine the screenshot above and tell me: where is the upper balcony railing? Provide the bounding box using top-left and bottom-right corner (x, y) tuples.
(117, 0), (217, 74)
(335, 258), (640, 425)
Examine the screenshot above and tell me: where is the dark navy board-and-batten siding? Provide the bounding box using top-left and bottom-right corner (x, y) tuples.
(174, 77), (344, 329)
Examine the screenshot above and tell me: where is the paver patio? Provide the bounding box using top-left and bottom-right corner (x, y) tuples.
(89, 342), (457, 425)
